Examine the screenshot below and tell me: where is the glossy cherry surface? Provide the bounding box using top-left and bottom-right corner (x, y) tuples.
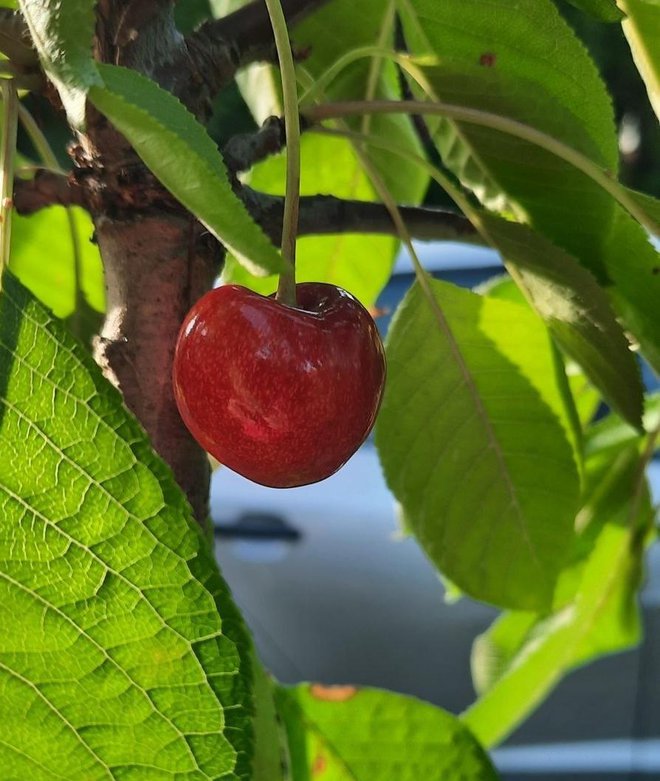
(173, 283), (386, 488)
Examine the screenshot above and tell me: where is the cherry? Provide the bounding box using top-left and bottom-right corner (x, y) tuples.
(172, 283), (386, 488)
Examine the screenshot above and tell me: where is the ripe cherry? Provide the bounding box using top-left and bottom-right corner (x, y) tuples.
(172, 283), (386, 488)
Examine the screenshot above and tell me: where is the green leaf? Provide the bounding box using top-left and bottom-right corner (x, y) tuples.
(376, 279), (580, 610)
(293, 0), (427, 203)
(618, 0), (660, 120)
(19, 0), (100, 127)
(563, 0), (625, 20)
(400, 0), (619, 281)
(9, 206), (105, 318)
(276, 684), (499, 780)
(89, 63), (284, 277)
(216, 0), (429, 305)
(216, 0), (427, 203)
(603, 208), (660, 375)
(478, 275), (602, 429)
(224, 133), (398, 305)
(0, 272), (254, 779)
(251, 661), (285, 781)
(175, 0), (213, 33)
(463, 441), (653, 747)
(479, 212), (644, 429)
(585, 392), (660, 456)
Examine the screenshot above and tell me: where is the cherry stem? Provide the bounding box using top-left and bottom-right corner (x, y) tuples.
(264, 0), (301, 307)
(0, 78), (18, 291)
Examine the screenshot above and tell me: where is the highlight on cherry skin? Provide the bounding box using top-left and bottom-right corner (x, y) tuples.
(172, 282), (387, 488)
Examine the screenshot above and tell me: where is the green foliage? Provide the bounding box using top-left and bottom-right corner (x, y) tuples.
(276, 684), (499, 780)
(0, 273), (254, 779)
(463, 412), (655, 745)
(376, 278), (580, 610)
(2, 1), (660, 779)
(478, 212), (644, 427)
(9, 206), (104, 318)
(399, 0), (619, 276)
(19, 0), (100, 126)
(224, 133), (401, 305)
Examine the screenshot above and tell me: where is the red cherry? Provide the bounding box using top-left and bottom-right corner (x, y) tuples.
(172, 283), (386, 488)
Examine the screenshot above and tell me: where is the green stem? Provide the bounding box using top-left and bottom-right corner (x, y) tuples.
(264, 0), (301, 307)
(0, 79), (18, 291)
(304, 99), (660, 236)
(298, 45), (411, 107)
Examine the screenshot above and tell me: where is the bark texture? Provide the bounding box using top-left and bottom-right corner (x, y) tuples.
(78, 0), (222, 524)
(93, 216), (220, 523)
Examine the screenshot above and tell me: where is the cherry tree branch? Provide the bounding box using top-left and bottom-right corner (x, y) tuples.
(243, 189), (481, 244)
(14, 168), (479, 245)
(191, 0), (332, 68)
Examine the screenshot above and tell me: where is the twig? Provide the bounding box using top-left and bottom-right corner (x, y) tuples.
(222, 116), (286, 173)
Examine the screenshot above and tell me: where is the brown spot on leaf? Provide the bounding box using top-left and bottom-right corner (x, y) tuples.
(652, 267), (660, 275)
(312, 753), (328, 776)
(310, 684), (358, 701)
(479, 52), (497, 67)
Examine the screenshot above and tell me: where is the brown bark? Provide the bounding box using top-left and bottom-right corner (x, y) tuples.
(93, 215), (221, 524)
(77, 1), (222, 525)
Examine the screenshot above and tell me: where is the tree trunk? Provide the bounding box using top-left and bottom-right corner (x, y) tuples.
(92, 214), (221, 524)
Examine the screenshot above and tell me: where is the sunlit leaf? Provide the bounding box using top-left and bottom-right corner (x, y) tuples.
(224, 133), (398, 305)
(464, 438), (653, 747)
(376, 279), (580, 610)
(564, 0), (624, 20)
(9, 206), (104, 318)
(277, 684), (499, 780)
(19, 0), (100, 126)
(0, 273), (254, 779)
(619, 0), (660, 120)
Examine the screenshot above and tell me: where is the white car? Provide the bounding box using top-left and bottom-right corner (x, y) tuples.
(212, 242), (660, 780)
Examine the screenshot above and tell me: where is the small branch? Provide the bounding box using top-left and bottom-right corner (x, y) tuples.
(195, 0), (332, 68)
(181, 0), (331, 110)
(243, 188), (481, 245)
(14, 170), (86, 215)
(222, 116), (286, 174)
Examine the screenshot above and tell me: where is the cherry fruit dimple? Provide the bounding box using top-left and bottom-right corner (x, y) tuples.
(172, 283), (386, 488)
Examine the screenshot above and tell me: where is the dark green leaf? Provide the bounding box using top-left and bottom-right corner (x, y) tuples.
(19, 0), (100, 126)
(563, 0), (625, 21)
(0, 272), (254, 779)
(376, 279), (580, 610)
(89, 64), (284, 276)
(604, 208), (660, 375)
(479, 212), (644, 428)
(400, 0), (619, 281)
(277, 684), (499, 780)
